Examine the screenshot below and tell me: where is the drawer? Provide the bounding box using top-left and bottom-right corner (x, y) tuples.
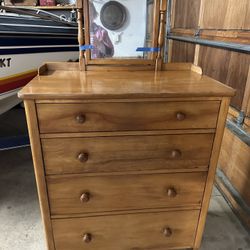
(52, 209), (200, 250)
(47, 172), (206, 215)
(42, 134), (214, 175)
(37, 101), (220, 133)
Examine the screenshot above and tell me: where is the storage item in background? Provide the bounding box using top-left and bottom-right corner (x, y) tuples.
(4, 0), (37, 6)
(39, 0), (55, 6)
(100, 1), (127, 31)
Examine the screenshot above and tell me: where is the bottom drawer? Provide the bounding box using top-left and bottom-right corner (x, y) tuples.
(52, 209), (200, 250)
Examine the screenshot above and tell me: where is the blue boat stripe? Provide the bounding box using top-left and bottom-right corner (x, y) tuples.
(136, 47), (160, 52)
(0, 36), (78, 46)
(0, 46), (79, 55)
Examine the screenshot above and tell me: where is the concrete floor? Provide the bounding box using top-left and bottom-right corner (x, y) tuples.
(0, 108), (250, 250)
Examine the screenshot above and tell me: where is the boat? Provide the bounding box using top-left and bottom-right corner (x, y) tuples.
(0, 6), (79, 114)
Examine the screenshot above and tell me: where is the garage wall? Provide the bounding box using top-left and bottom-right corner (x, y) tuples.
(168, 0), (250, 228)
(168, 0), (250, 112)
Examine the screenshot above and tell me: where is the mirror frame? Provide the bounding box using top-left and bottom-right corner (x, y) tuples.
(82, 0), (162, 66)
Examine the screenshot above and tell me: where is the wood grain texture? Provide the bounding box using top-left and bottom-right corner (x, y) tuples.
(170, 40), (196, 63)
(242, 66), (250, 116)
(35, 97), (222, 103)
(170, 28), (250, 44)
(155, 0), (167, 71)
(215, 175), (250, 229)
(38, 62), (79, 75)
(18, 70), (235, 100)
(194, 97), (231, 249)
(77, 8), (85, 71)
(52, 209), (200, 250)
(173, 0), (201, 28)
(218, 128), (250, 206)
(47, 172), (207, 215)
(169, 0), (249, 111)
(23, 100), (55, 250)
(40, 129), (216, 139)
(198, 46), (250, 110)
(37, 101), (220, 133)
(42, 134), (214, 175)
(201, 0), (250, 29)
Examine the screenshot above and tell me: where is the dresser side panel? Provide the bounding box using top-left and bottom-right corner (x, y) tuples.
(24, 100), (55, 250)
(193, 97), (231, 249)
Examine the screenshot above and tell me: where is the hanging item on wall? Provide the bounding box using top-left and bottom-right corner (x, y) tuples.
(4, 0), (37, 6)
(39, 0), (55, 6)
(100, 1), (127, 31)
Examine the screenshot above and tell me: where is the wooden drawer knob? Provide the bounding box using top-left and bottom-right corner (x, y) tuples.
(163, 227), (172, 237)
(83, 233), (92, 243)
(78, 152), (89, 162)
(76, 113), (86, 124)
(167, 188), (177, 198)
(171, 149), (182, 158)
(176, 112), (186, 121)
(80, 192), (90, 203)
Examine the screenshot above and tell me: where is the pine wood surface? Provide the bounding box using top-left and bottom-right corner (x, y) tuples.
(18, 70), (235, 100)
(19, 67), (233, 250)
(218, 128), (250, 206)
(171, 41), (196, 63)
(42, 134), (213, 175)
(193, 97), (231, 249)
(170, 0), (249, 111)
(23, 100), (55, 250)
(52, 209), (200, 250)
(173, 0), (250, 29)
(37, 101), (220, 133)
(47, 172), (207, 216)
(215, 175), (250, 229)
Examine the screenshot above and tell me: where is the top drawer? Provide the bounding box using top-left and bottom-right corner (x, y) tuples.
(37, 101), (220, 133)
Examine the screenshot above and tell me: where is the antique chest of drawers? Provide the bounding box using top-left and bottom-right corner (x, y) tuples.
(19, 66), (235, 250)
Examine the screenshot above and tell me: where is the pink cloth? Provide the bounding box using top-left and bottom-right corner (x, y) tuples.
(90, 23), (114, 58)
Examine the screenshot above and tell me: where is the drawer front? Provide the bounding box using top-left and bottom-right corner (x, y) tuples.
(42, 134), (214, 175)
(52, 210), (200, 250)
(37, 101), (220, 133)
(47, 172), (206, 215)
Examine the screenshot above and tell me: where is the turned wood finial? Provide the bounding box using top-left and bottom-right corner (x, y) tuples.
(77, 8), (86, 71)
(155, 0), (167, 71)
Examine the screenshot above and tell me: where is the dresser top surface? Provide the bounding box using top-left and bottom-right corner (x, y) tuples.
(18, 70), (235, 100)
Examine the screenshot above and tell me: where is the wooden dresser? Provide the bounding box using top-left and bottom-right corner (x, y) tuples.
(19, 65), (235, 250)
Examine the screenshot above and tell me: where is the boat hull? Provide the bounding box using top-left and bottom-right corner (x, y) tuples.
(0, 13), (79, 114)
(0, 51), (79, 114)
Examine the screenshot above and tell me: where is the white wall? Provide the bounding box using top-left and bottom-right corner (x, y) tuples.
(92, 0), (147, 58)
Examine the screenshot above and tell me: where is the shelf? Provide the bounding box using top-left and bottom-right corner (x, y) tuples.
(5, 5), (76, 10)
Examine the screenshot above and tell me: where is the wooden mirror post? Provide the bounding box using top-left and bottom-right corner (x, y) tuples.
(155, 0), (167, 71)
(77, 8), (86, 71)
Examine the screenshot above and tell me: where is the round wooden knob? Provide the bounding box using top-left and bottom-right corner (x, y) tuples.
(167, 188), (177, 198)
(176, 112), (186, 121)
(163, 227), (172, 237)
(78, 152), (88, 162)
(82, 233), (92, 243)
(171, 149), (182, 158)
(80, 192), (90, 203)
(75, 113), (86, 124)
